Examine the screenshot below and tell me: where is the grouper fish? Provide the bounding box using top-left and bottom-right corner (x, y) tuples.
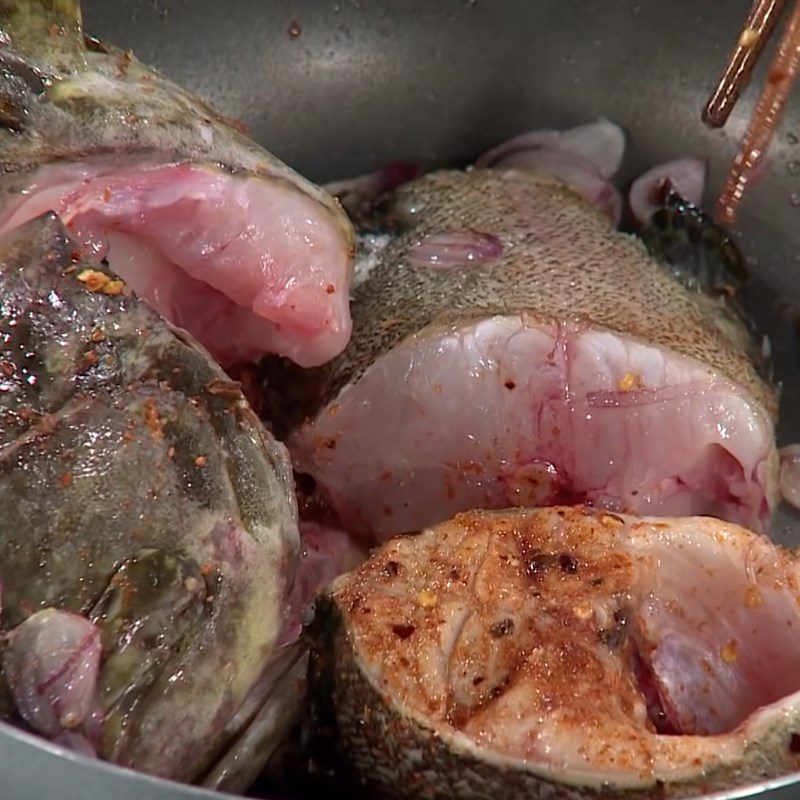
(0, 214), (299, 789)
(310, 505), (800, 799)
(0, 0), (355, 369)
(263, 168), (778, 542)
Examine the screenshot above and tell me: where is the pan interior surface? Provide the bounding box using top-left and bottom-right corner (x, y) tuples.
(2, 1), (800, 799)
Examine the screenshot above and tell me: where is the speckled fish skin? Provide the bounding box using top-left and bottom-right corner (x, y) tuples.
(0, 214), (299, 782)
(277, 169), (772, 414)
(264, 168), (778, 540)
(309, 506), (800, 800)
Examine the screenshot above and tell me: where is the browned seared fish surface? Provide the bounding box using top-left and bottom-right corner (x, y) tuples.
(310, 506), (800, 799)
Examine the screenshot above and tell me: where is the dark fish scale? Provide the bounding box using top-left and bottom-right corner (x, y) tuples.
(640, 192), (774, 386)
(642, 193), (748, 298)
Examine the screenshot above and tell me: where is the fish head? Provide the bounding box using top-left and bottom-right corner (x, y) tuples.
(0, 214), (300, 783)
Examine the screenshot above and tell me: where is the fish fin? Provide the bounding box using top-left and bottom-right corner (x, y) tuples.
(640, 192), (748, 298)
(200, 643), (308, 793)
(1, 0), (86, 73)
(640, 192), (774, 385)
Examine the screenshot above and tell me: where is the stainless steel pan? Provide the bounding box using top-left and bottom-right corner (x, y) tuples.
(3, 1), (800, 797)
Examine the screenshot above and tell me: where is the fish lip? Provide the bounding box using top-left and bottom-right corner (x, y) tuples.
(196, 641), (308, 793)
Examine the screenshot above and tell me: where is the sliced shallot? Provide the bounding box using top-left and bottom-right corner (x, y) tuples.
(780, 443), (800, 509)
(3, 609), (103, 744)
(476, 118), (625, 178)
(408, 230), (504, 268)
(629, 158), (707, 223)
(475, 120), (625, 224)
(489, 147), (622, 224)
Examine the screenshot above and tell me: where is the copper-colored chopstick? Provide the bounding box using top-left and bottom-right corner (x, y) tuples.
(715, 0), (800, 225)
(704, 0), (788, 127)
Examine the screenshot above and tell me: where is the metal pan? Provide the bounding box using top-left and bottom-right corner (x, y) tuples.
(4, 0), (800, 797)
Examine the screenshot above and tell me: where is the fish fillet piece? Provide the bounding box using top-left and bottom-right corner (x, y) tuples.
(310, 506), (800, 799)
(0, 1), (354, 368)
(264, 169), (777, 541)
